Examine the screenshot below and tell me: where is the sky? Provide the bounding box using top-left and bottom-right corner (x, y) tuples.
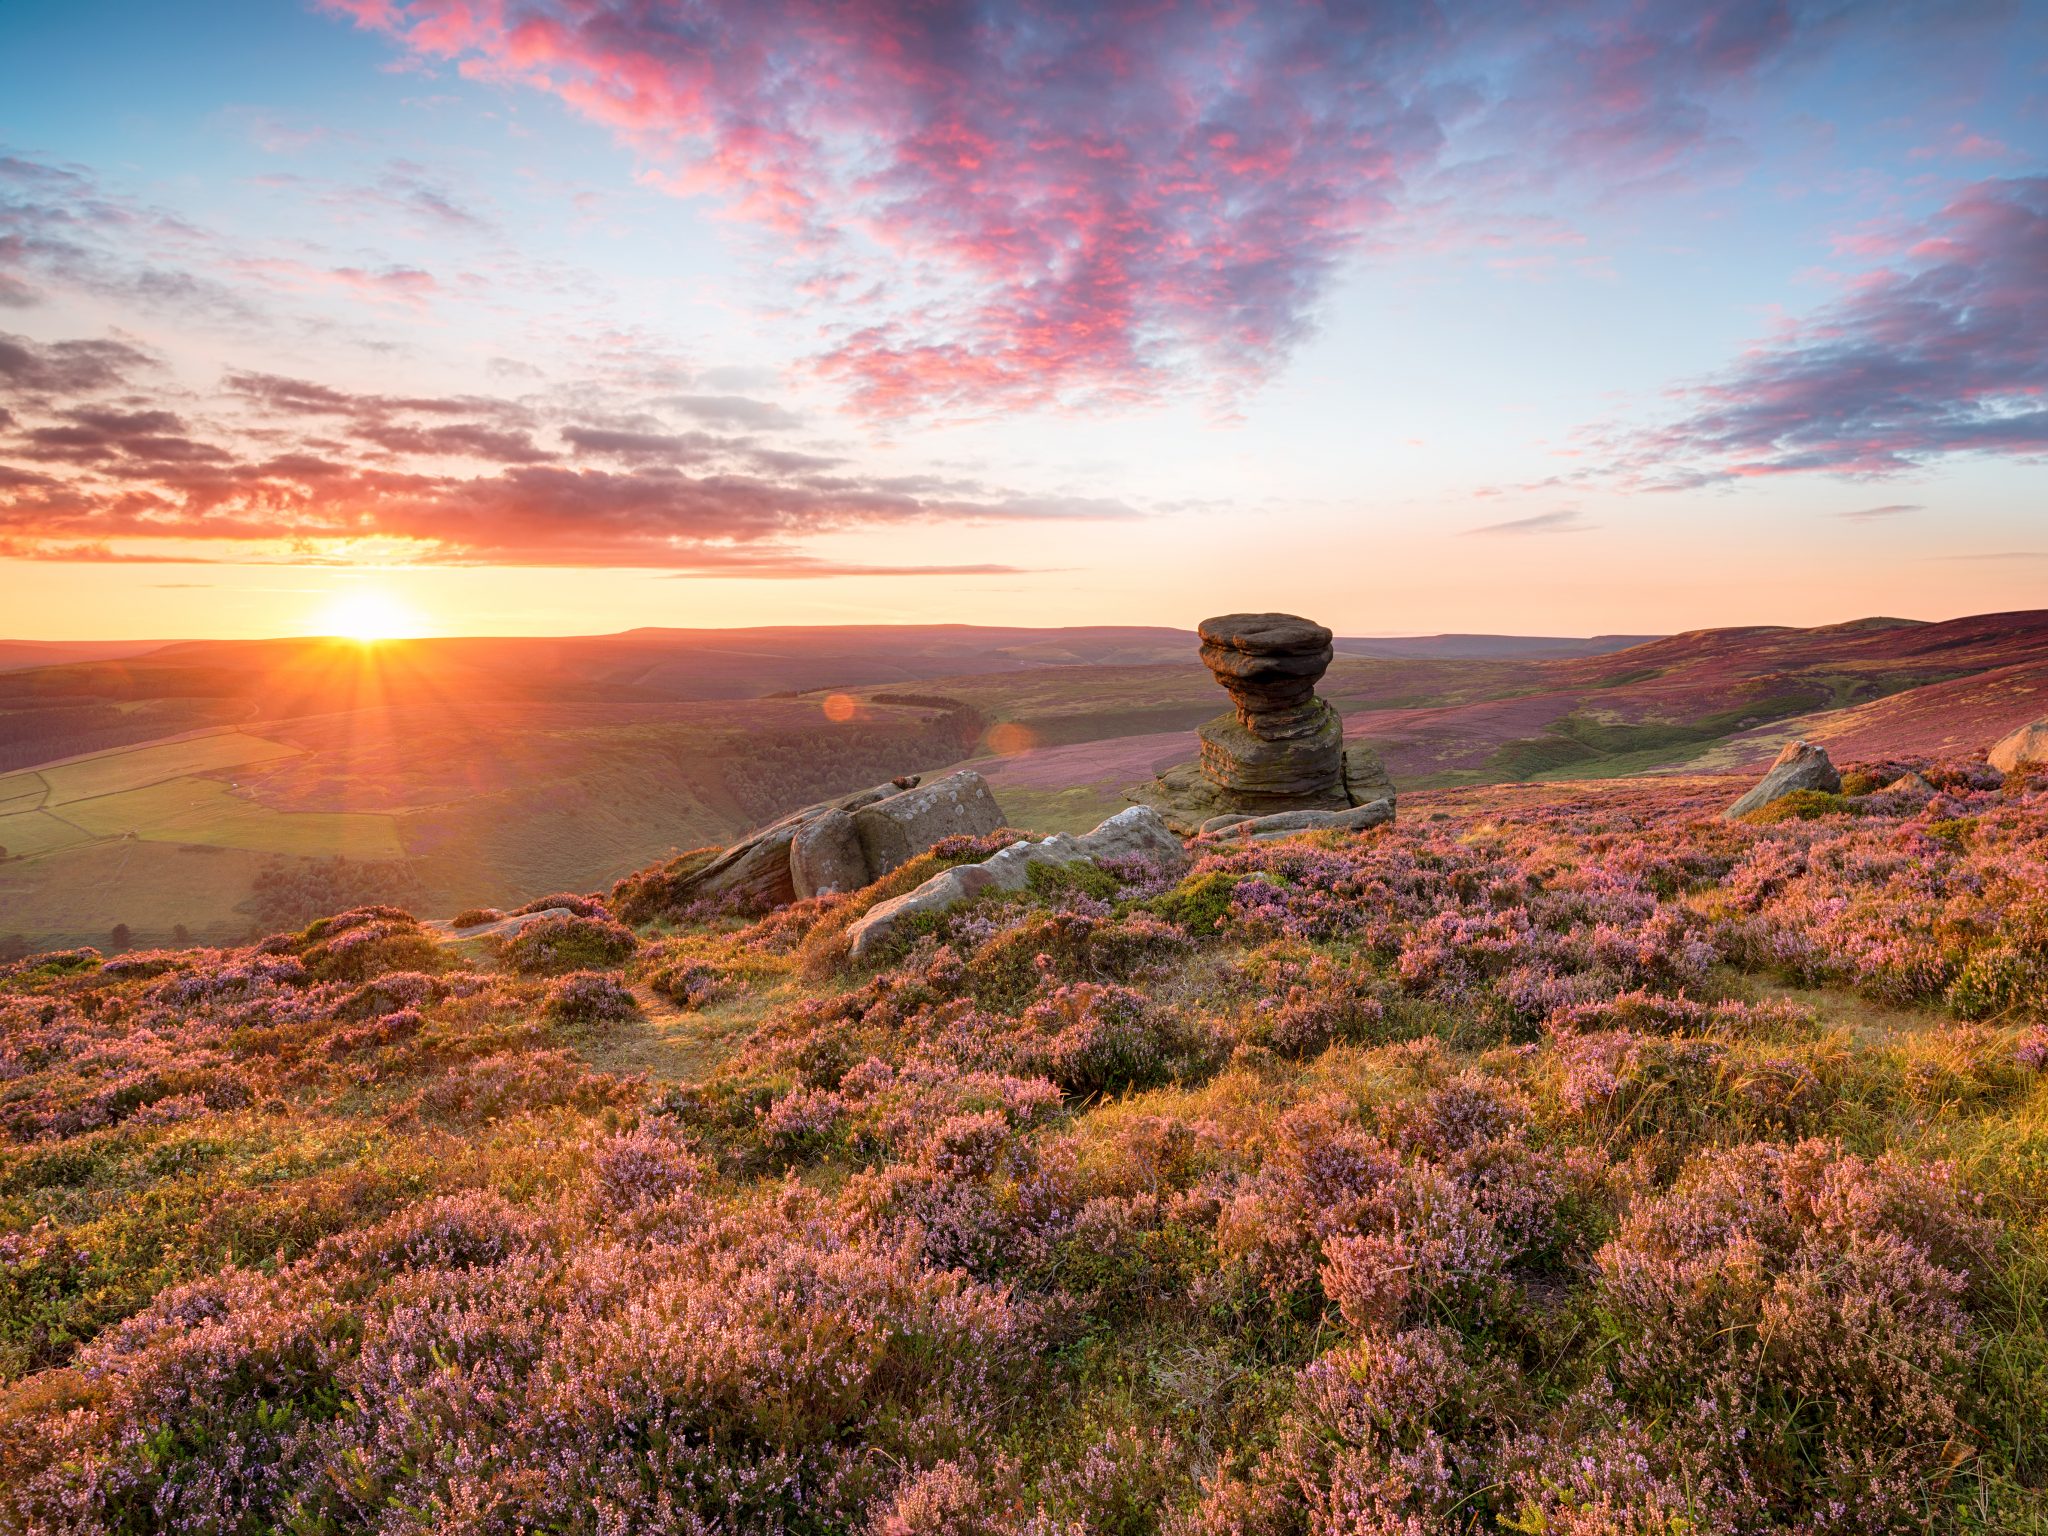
(0, 0), (2044, 640)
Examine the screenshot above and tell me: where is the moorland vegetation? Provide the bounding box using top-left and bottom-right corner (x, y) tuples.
(1, 753), (2046, 1532)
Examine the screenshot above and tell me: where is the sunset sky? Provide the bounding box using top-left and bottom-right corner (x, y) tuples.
(1, 0), (2044, 639)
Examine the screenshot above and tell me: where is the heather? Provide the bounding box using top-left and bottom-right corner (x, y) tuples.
(3, 765), (2047, 1531)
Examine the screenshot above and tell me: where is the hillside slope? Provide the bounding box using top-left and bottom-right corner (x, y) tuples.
(3, 612), (2044, 946)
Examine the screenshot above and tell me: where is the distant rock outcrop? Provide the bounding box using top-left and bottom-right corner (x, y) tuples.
(1130, 612), (1395, 832)
(846, 806), (1189, 961)
(1990, 720), (2048, 775)
(1726, 740), (1842, 819)
(661, 770), (1006, 909)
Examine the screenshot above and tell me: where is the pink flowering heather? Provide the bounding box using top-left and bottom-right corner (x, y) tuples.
(3, 754), (2043, 1532)
(542, 968), (640, 1024)
(1595, 1139), (1996, 1524)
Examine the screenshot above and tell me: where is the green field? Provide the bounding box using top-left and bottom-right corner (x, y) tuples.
(0, 730), (411, 944)
(36, 730), (304, 804)
(968, 780), (1129, 834)
(0, 775), (49, 814)
(0, 809), (92, 858)
(60, 777), (403, 858)
(0, 839), (280, 943)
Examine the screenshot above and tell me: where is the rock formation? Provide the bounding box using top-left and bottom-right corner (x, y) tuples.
(845, 806), (1189, 961)
(1726, 740), (1841, 819)
(1990, 720), (2048, 776)
(1196, 613), (1345, 799)
(851, 772), (1007, 879)
(1130, 612), (1395, 832)
(660, 770), (1006, 909)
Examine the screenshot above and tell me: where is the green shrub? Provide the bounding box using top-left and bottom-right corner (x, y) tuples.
(1947, 945), (2045, 1020)
(1926, 817), (1974, 852)
(1144, 871), (1242, 934)
(1741, 789), (1852, 824)
(2, 947), (102, 983)
(1025, 859), (1120, 903)
(301, 922), (443, 983)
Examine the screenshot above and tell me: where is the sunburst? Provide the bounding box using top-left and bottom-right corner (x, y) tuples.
(311, 589), (426, 643)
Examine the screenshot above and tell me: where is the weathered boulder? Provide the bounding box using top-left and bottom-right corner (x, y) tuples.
(1199, 799), (1393, 839)
(1074, 806), (1191, 877)
(656, 779), (914, 909)
(979, 833), (1094, 889)
(670, 824), (805, 909)
(844, 808), (1190, 962)
(1990, 720), (2048, 775)
(1726, 740), (1842, 819)
(1342, 741), (1395, 808)
(846, 865), (999, 961)
(790, 809), (869, 899)
(853, 770), (1006, 877)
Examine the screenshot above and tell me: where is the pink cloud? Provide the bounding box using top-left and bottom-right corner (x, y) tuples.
(323, 0), (1850, 416)
(233, 258), (441, 307)
(1607, 177), (2048, 484)
(0, 331), (1136, 566)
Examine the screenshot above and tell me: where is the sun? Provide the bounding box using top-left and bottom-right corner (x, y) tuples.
(312, 588), (426, 643)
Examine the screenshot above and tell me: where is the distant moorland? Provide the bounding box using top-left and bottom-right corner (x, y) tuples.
(2, 611), (2045, 950)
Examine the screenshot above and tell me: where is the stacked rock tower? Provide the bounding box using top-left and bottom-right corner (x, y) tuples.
(1196, 613), (1346, 802)
(1129, 611), (1395, 831)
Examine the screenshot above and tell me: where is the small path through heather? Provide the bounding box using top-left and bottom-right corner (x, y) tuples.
(572, 981), (765, 1085)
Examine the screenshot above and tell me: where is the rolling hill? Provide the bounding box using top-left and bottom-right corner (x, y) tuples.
(1, 612), (2043, 947)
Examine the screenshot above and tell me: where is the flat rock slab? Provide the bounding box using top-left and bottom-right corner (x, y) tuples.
(1990, 720), (2048, 774)
(1200, 798), (1393, 838)
(1726, 740), (1842, 819)
(426, 907), (574, 942)
(1127, 761), (1348, 833)
(845, 806), (1187, 962)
